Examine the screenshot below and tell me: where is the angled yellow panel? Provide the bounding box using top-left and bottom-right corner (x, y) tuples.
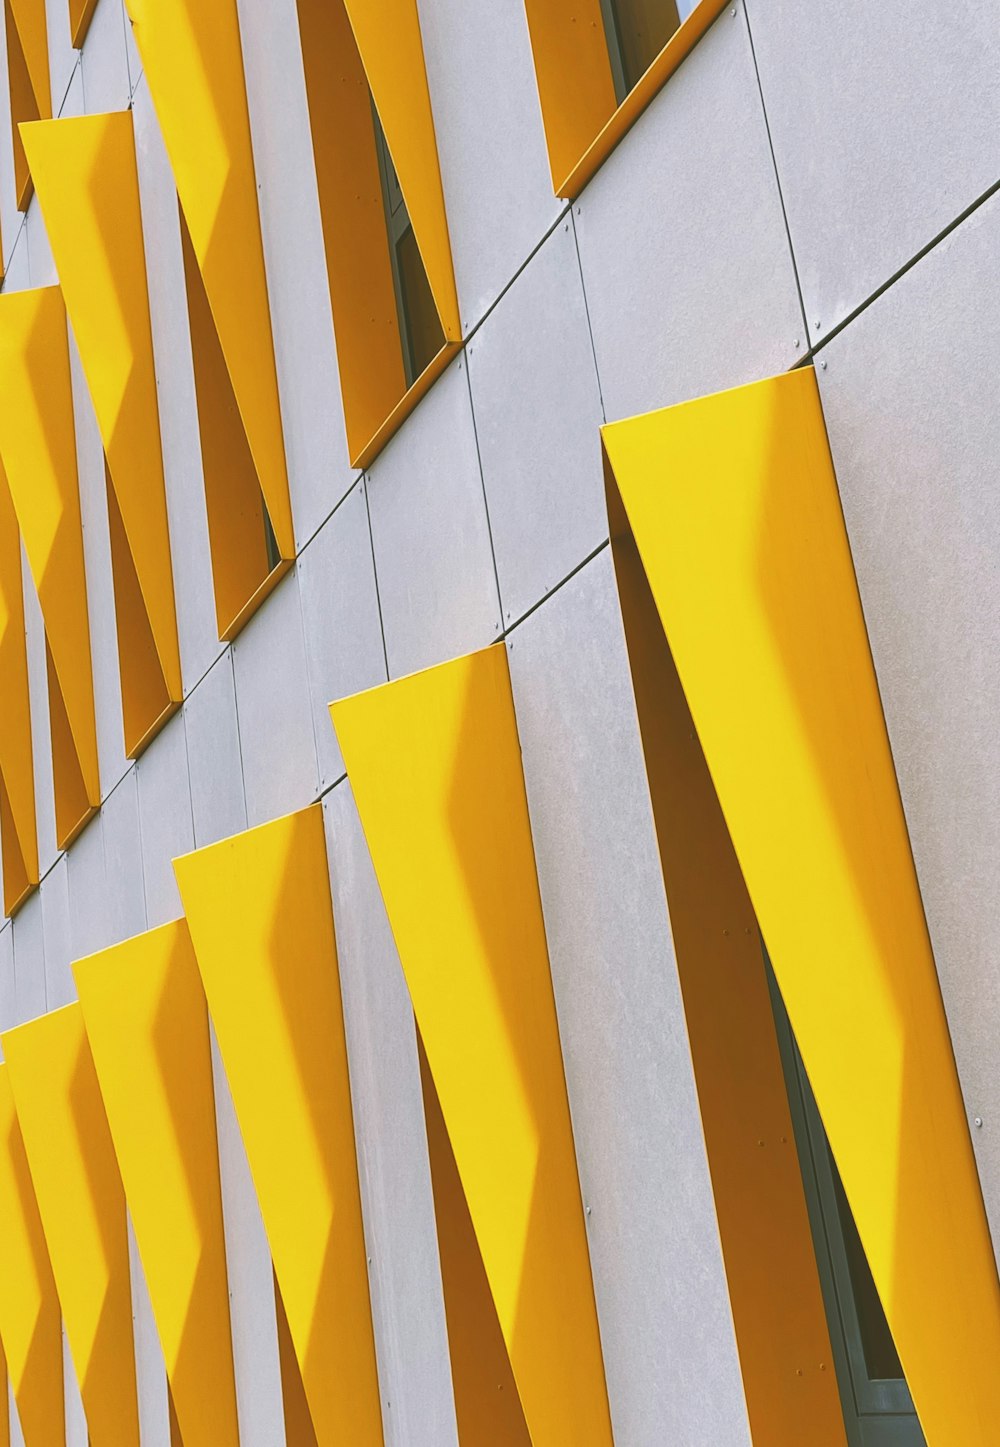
(8, 0), (48, 115)
(0, 461), (36, 915)
(3, 1005), (140, 1447)
(0, 1066), (63, 1447)
(6, 0), (49, 209)
(22, 112), (182, 758)
(602, 367), (1000, 1446)
(125, 0), (293, 561)
(73, 921), (240, 1447)
(67, 0), (99, 48)
(344, 0), (459, 343)
(331, 646), (613, 1447)
(0, 286), (99, 849)
(174, 804), (382, 1444)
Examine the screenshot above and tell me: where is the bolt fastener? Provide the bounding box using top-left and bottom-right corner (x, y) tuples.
(975, 1116), (984, 1128)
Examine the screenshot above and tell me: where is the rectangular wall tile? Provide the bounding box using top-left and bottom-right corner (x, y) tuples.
(135, 711), (194, 928)
(11, 890), (46, 1024)
(80, 0), (130, 111)
(40, 854), (73, 1009)
(101, 768), (146, 944)
(184, 652), (247, 849)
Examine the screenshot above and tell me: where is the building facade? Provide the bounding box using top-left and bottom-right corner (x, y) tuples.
(0, 1), (995, 1444)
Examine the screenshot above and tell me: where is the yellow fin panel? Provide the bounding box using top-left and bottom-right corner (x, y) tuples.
(0, 286), (99, 848)
(8, 0), (48, 116)
(0, 460), (36, 914)
(173, 805), (383, 1446)
(67, 0), (98, 48)
(343, 0), (459, 344)
(124, 0), (293, 562)
(73, 921), (240, 1447)
(331, 646), (613, 1447)
(3, 1005), (140, 1447)
(602, 367), (1000, 1445)
(22, 112), (182, 756)
(0, 1065), (63, 1446)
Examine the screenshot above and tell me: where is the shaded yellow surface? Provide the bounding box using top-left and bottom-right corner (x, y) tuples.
(0, 286), (99, 848)
(0, 1066), (63, 1446)
(3, 1005), (140, 1447)
(0, 459), (36, 914)
(174, 806), (383, 1445)
(603, 367), (1000, 1444)
(332, 645), (613, 1447)
(73, 921), (240, 1447)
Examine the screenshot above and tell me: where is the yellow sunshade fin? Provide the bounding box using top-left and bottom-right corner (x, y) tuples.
(3, 1005), (140, 1447)
(125, 0), (293, 560)
(0, 286), (100, 848)
(0, 459), (37, 914)
(174, 804), (383, 1445)
(73, 921), (240, 1447)
(8, 0), (49, 115)
(331, 645), (614, 1447)
(602, 367), (1000, 1445)
(344, 0), (459, 344)
(67, 0), (99, 48)
(22, 111), (183, 755)
(521, 0), (616, 194)
(0, 1065), (64, 1447)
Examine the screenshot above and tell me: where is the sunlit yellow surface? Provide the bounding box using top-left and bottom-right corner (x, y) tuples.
(0, 1065), (63, 1446)
(73, 921), (240, 1447)
(3, 1005), (140, 1447)
(0, 286), (100, 847)
(332, 646), (613, 1446)
(125, 0), (293, 561)
(174, 806), (383, 1445)
(23, 111), (182, 757)
(602, 367), (1000, 1445)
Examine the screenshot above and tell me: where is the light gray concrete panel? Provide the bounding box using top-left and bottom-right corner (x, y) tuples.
(63, 1326), (87, 1447)
(575, 3), (802, 424)
(43, 0), (77, 118)
(135, 711), (193, 928)
(2, 226), (28, 291)
(66, 812), (107, 961)
(132, 75), (223, 693)
(123, 3), (141, 97)
(12, 890), (46, 1024)
(80, 0), (130, 111)
(235, 0), (356, 546)
(101, 769), (146, 944)
(817, 192), (1000, 1256)
(69, 322), (129, 800)
(324, 784), (458, 1447)
(184, 652), (247, 849)
(210, 1028), (286, 1447)
(507, 549), (750, 1447)
(57, 50), (84, 118)
(366, 357), (501, 679)
(297, 481), (387, 793)
(25, 198), (56, 286)
(468, 221), (606, 624)
(747, 0), (1000, 339)
(22, 551), (58, 877)
(128, 1215), (171, 1447)
(40, 854), (73, 1009)
(414, 0), (561, 332)
(232, 569), (318, 827)
(0, 923), (15, 1039)
(8, 1385), (24, 1447)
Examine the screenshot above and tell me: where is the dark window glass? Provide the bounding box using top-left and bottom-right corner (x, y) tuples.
(599, 0), (688, 102)
(372, 105), (445, 387)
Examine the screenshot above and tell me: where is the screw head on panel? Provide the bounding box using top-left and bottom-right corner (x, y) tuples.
(975, 1116), (984, 1128)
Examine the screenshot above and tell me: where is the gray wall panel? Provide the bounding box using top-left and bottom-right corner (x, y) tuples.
(66, 813), (107, 961)
(101, 769), (146, 945)
(184, 652), (248, 849)
(469, 220), (606, 624)
(324, 783), (458, 1447)
(236, 0), (357, 546)
(415, 0), (562, 333)
(367, 357), (501, 679)
(818, 192), (1000, 1254)
(508, 548), (750, 1447)
(748, 0), (1000, 339)
(80, 0), (130, 111)
(68, 324), (129, 801)
(62, 1327), (86, 1447)
(128, 1215), (172, 1447)
(0, 6), (20, 274)
(43, 0), (77, 118)
(40, 855), (73, 1010)
(124, 3), (141, 97)
(25, 200), (56, 286)
(232, 569), (318, 828)
(135, 711), (193, 928)
(11, 890), (45, 1024)
(0, 923), (12, 1039)
(575, 3), (802, 424)
(297, 481), (387, 793)
(132, 76), (224, 694)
